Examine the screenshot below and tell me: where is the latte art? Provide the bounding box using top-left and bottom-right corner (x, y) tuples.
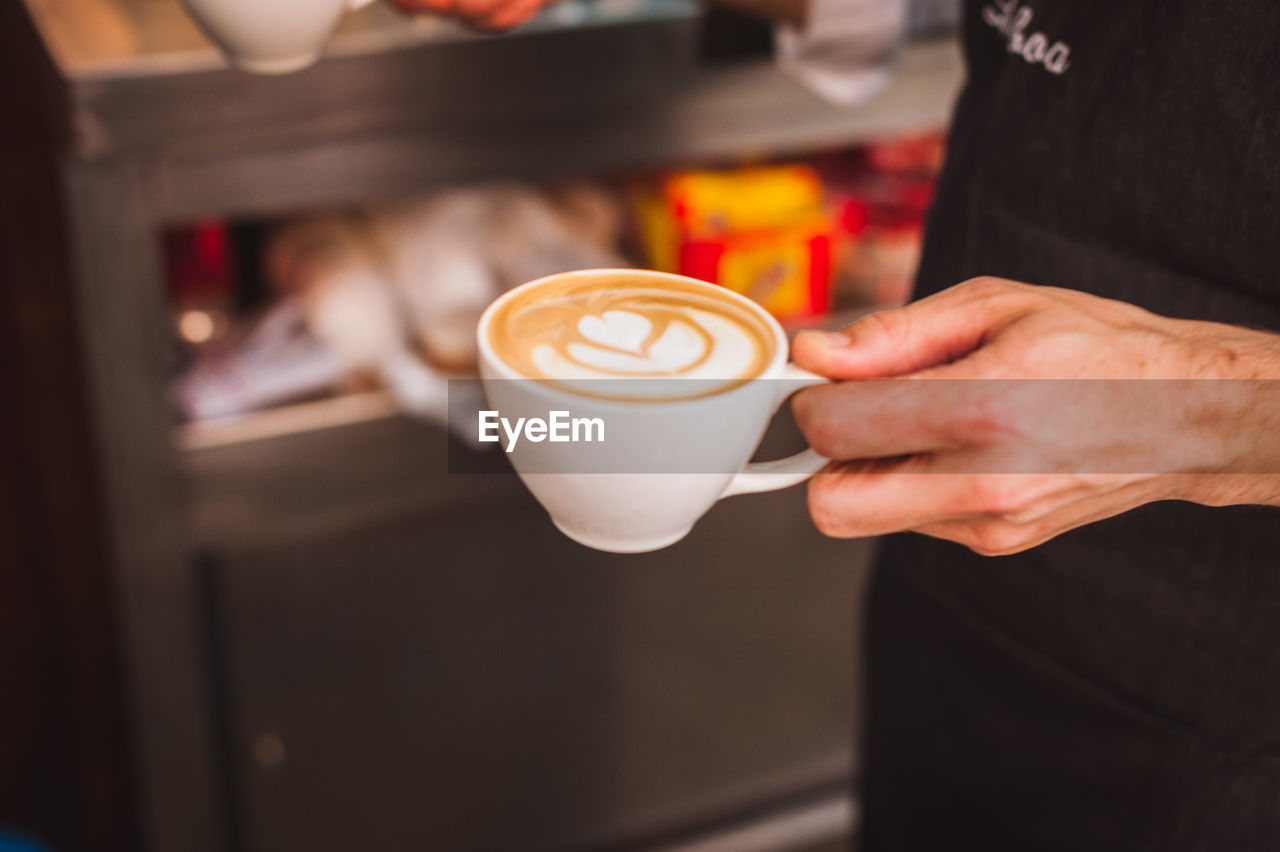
(487, 274), (776, 400)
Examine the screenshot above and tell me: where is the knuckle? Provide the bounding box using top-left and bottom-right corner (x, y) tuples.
(957, 276), (1042, 308)
(959, 386), (1025, 444)
(958, 276), (1013, 298)
(956, 397), (1004, 444)
(964, 521), (1027, 556)
(969, 476), (1029, 516)
(852, 308), (910, 350)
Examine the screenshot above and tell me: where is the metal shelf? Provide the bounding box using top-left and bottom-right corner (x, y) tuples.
(17, 2), (944, 847)
(33, 0), (961, 221)
(154, 36), (962, 221)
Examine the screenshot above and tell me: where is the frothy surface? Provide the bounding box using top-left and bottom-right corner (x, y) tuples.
(487, 274), (776, 401)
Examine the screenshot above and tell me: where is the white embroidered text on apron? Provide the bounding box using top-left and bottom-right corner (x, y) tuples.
(982, 0), (1072, 75)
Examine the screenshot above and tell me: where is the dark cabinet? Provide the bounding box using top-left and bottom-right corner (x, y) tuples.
(199, 421), (869, 850)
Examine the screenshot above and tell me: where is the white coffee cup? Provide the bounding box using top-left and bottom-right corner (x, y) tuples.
(180, 0), (376, 75)
(476, 269), (830, 554)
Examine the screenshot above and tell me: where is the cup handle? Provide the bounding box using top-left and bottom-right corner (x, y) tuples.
(720, 363), (831, 498)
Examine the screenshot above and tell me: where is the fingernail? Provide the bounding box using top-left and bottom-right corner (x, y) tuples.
(804, 330), (851, 349)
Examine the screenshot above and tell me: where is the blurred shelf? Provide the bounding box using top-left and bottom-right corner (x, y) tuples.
(177, 389), (400, 452)
(183, 411), (523, 550)
(28, 0), (963, 222)
(176, 305), (878, 550)
(157, 36), (961, 221)
(174, 305), (877, 453)
(182, 399), (850, 556)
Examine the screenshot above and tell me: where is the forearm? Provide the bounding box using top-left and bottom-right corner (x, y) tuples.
(1178, 322), (1280, 507)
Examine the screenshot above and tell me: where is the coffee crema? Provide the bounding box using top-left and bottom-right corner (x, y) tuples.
(487, 273), (776, 401)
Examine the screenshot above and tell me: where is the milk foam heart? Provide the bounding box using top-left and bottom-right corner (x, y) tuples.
(578, 310), (653, 354)
(487, 273), (775, 401)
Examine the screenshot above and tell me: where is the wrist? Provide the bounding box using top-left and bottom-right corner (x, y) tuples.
(1167, 321), (1280, 505)
(1183, 320), (1280, 381)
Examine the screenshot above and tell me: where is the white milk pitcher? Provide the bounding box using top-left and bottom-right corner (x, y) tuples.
(180, 0), (377, 74)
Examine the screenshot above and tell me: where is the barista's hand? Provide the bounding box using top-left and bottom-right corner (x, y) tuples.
(791, 277), (1280, 555)
(390, 0), (549, 31)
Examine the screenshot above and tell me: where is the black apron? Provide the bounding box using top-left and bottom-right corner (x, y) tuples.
(861, 2), (1280, 850)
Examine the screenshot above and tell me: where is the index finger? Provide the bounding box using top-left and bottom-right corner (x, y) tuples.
(792, 277), (1036, 380)
(792, 378), (999, 460)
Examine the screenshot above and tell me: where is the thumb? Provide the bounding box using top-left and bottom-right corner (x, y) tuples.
(791, 278), (1032, 379)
